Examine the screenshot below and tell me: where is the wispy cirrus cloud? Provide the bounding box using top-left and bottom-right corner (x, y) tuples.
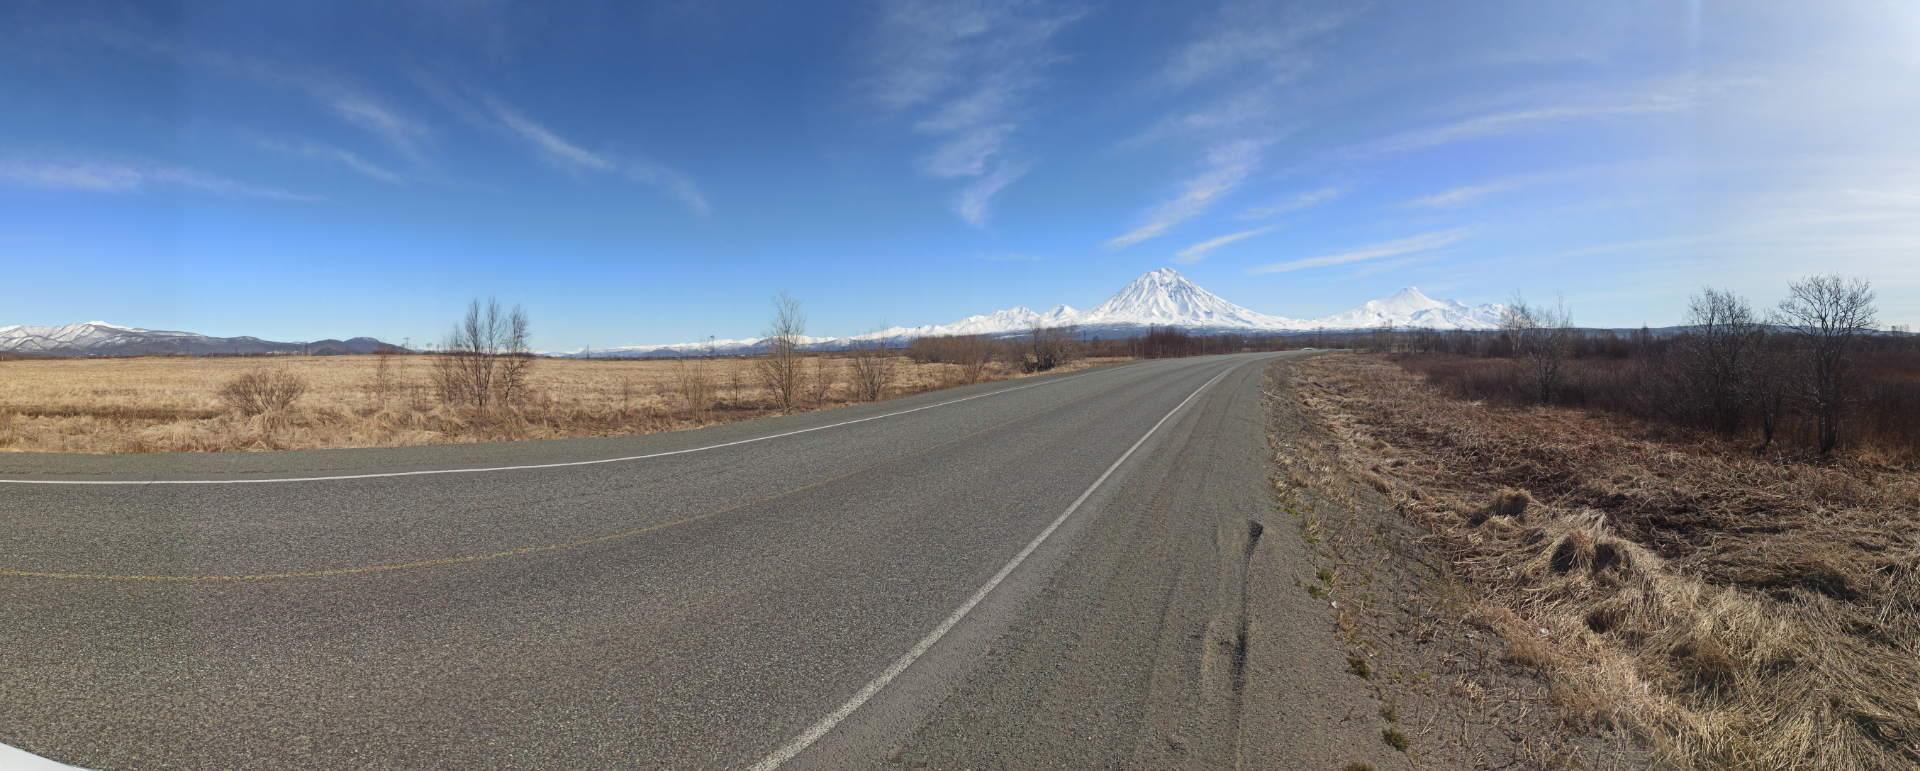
(0, 158), (319, 200)
(320, 90), (432, 161)
(480, 95), (708, 213)
(866, 0), (1084, 226)
(1238, 186), (1345, 219)
(954, 162), (1031, 227)
(1351, 90), (1694, 159)
(1173, 226), (1275, 264)
(1121, 1), (1347, 148)
(1248, 228), (1469, 275)
(1107, 138), (1268, 249)
(484, 96), (614, 172)
(259, 140), (404, 184)
(1156, 1), (1348, 90)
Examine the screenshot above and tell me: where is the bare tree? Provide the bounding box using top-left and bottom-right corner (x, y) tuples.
(1501, 291), (1574, 405)
(755, 292), (807, 411)
(848, 329), (898, 401)
(434, 297), (534, 418)
(1680, 287), (1766, 434)
(1018, 323), (1080, 373)
(1778, 273), (1877, 455)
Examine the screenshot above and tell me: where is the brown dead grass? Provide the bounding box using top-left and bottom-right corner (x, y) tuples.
(0, 354), (1128, 454)
(1295, 354), (1920, 771)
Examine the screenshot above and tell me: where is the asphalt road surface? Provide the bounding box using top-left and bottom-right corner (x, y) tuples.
(1, 351), (1308, 770)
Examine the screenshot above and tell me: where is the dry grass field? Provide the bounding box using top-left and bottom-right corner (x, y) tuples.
(1293, 354), (1919, 771)
(0, 353), (1126, 454)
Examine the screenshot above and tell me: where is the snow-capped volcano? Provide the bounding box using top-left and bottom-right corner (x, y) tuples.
(1306, 287), (1505, 331)
(563, 268), (1505, 358)
(1073, 267), (1297, 329)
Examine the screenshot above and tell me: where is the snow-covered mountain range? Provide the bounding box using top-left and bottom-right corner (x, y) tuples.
(3, 270), (1504, 359)
(563, 268), (1505, 358)
(0, 322), (394, 357)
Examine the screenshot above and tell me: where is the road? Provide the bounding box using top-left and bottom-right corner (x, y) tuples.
(1, 351), (1310, 770)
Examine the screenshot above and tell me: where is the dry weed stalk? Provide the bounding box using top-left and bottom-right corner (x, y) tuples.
(1298, 354), (1920, 771)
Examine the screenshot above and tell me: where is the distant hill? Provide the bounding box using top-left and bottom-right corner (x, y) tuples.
(0, 322), (398, 357)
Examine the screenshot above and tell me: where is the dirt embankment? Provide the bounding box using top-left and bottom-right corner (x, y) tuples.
(1287, 354), (1919, 770)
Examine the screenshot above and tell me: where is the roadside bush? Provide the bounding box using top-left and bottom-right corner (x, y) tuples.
(219, 368), (308, 416)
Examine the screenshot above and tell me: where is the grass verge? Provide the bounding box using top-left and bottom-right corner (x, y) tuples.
(1293, 353), (1919, 770)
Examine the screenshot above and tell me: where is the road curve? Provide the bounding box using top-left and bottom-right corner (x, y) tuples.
(1, 352), (1302, 770)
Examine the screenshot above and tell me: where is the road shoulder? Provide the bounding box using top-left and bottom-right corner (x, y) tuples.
(1267, 357), (1650, 769)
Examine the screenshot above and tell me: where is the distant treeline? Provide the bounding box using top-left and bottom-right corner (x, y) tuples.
(1379, 276), (1917, 459)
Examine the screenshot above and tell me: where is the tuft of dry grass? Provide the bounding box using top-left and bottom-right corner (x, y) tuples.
(1296, 354), (1920, 771)
(0, 354), (1128, 454)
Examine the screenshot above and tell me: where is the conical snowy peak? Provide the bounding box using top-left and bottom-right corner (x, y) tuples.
(1079, 268), (1297, 328)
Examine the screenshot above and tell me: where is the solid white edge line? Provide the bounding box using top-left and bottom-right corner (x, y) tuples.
(0, 741), (91, 771)
(0, 367), (1121, 485)
(745, 363), (1238, 771)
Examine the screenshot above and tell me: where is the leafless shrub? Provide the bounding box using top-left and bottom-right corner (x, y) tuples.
(847, 332), (897, 401)
(364, 344), (400, 409)
(755, 292), (807, 411)
(804, 356), (836, 406)
(673, 358), (715, 423)
(219, 368), (308, 416)
(433, 297), (534, 418)
(1016, 323), (1081, 373)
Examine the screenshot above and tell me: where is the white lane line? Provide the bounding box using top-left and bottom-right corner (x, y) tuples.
(747, 362), (1239, 771)
(0, 367), (1124, 486)
(0, 741), (91, 771)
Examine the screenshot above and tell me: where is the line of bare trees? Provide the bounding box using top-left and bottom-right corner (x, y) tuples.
(1393, 273), (1899, 457)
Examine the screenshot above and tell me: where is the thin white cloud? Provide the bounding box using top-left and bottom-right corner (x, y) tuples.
(1119, 2), (1347, 149)
(1108, 138), (1268, 249)
(0, 158), (318, 200)
(1248, 228), (1469, 275)
(480, 95), (707, 213)
(922, 123), (1017, 177)
(866, 1), (1083, 223)
(322, 91), (432, 161)
(1174, 226), (1276, 264)
(1156, 1), (1347, 90)
(1405, 181), (1518, 209)
(954, 162), (1030, 227)
(1238, 186), (1345, 219)
(1355, 94), (1692, 158)
(483, 96), (614, 172)
(260, 140), (404, 184)
(625, 162), (710, 215)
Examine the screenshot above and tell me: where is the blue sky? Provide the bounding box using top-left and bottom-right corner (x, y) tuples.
(3, 0), (1916, 349)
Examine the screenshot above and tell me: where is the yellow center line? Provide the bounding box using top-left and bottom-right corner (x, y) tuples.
(2, 377), (1135, 582)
